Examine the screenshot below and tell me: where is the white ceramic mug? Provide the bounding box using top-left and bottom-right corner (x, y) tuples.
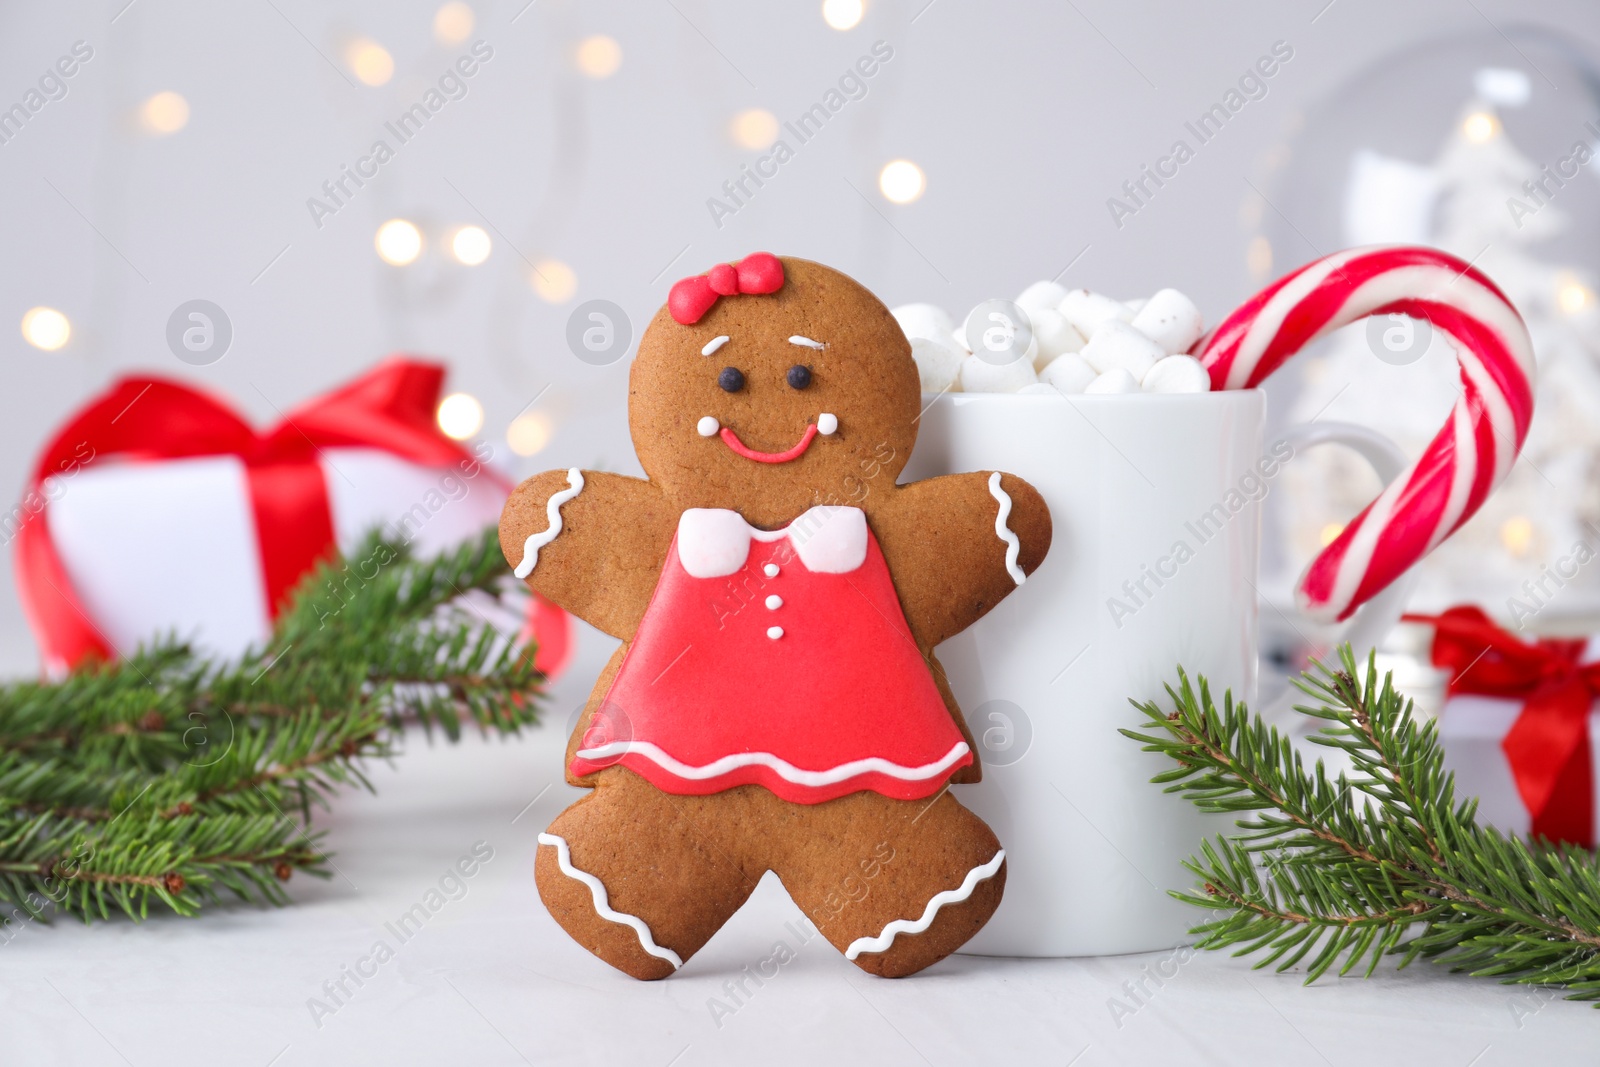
(902, 391), (1407, 957)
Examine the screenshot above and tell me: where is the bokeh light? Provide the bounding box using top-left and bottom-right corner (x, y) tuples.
(506, 411), (553, 456)
(822, 0), (865, 30)
(1461, 111), (1499, 144)
(140, 91), (190, 134)
(437, 392), (485, 440)
(531, 259), (578, 303)
(451, 225), (492, 266)
(730, 109), (779, 150)
(575, 35), (622, 79)
(433, 2), (474, 44)
(878, 159), (925, 204)
(347, 39), (395, 86)
(375, 219), (423, 266)
(21, 307), (70, 351)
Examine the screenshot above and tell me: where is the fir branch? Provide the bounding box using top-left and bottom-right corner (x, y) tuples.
(0, 527), (541, 927)
(1124, 645), (1600, 1001)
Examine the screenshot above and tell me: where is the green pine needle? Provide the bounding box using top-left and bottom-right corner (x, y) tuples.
(1123, 645), (1600, 1002)
(0, 527), (542, 928)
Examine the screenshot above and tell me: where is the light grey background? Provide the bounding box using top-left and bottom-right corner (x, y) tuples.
(0, 0), (1596, 677)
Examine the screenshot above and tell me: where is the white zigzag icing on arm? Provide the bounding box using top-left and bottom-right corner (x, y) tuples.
(537, 832), (683, 969)
(844, 849), (1006, 960)
(514, 469), (584, 579)
(574, 740), (972, 786)
(987, 472), (1025, 585)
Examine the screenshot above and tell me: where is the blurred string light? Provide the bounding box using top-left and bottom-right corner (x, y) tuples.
(375, 219), (423, 265)
(140, 91), (189, 135)
(1246, 236), (1273, 281)
(437, 392), (485, 439)
(878, 159), (925, 204)
(531, 259), (577, 303)
(1500, 515), (1535, 557)
(506, 411), (552, 456)
(730, 108), (779, 150)
(21, 307), (70, 351)
(1557, 275), (1593, 315)
(451, 225), (492, 265)
(433, 2), (474, 45)
(575, 35), (622, 79)
(1461, 110), (1499, 143)
(347, 39), (395, 87)
(1319, 522), (1344, 547)
(822, 0), (865, 30)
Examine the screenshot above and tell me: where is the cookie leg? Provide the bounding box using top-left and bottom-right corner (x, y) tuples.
(775, 789), (1005, 978)
(537, 769), (758, 980)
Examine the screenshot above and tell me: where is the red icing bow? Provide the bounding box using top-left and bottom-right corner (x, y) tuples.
(668, 252), (785, 325)
(1407, 605), (1600, 845)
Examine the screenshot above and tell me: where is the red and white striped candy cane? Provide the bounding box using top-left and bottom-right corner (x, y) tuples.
(1197, 245), (1536, 623)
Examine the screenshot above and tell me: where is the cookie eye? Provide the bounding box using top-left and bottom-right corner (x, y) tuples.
(718, 367), (745, 392)
(786, 365), (812, 390)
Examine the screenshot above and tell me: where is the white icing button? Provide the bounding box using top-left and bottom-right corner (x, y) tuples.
(697, 415), (719, 437)
(766, 626), (784, 640)
(765, 595), (782, 610)
(763, 564), (780, 577)
(817, 413), (838, 435)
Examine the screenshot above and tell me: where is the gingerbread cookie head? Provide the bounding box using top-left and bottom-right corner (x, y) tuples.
(630, 255), (918, 527)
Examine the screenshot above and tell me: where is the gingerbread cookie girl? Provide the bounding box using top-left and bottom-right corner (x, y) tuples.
(501, 254), (1050, 979)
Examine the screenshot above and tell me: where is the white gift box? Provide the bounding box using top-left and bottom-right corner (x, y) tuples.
(42, 447), (506, 664)
(1436, 636), (1600, 841)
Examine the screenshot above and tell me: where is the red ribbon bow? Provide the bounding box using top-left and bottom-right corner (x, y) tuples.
(1408, 605), (1599, 845)
(15, 358), (510, 672)
(667, 252), (785, 325)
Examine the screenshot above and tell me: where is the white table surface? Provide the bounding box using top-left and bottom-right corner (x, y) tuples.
(2, 635), (1595, 1067)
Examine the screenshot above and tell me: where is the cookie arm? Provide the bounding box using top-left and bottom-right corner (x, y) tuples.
(875, 472), (1051, 648)
(499, 470), (675, 642)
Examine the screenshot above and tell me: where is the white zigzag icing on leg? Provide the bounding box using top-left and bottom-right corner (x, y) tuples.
(844, 849), (1005, 960)
(538, 832), (683, 969)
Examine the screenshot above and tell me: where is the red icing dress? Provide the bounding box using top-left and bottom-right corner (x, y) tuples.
(570, 505), (971, 803)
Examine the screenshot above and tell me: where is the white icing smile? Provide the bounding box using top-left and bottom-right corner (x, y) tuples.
(788, 335), (825, 349)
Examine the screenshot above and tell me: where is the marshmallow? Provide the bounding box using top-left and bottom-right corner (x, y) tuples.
(950, 327), (972, 353)
(891, 303), (955, 343)
(1084, 367), (1140, 394)
(1017, 383), (1063, 395)
(910, 335), (965, 394)
(1016, 280), (1069, 314)
(1142, 354), (1211, 394)
(1081, 320), (1164, 380)
(959, 352), (1038, 393)
(1131, 289), (1205, 355)
(1038, 352), (1097, 394)
(1125, 298), (1147, 314)
(1028, 308), (1086, 369)
(1058, 289), (1134, 337)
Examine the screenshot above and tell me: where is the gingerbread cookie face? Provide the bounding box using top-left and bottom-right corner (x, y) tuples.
(499, 253), (1051, 980)
(630, 256), (919, 528)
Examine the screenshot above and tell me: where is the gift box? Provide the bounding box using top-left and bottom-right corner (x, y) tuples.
(13, 358), (570, 678)
(1413, 606), (1599, 846)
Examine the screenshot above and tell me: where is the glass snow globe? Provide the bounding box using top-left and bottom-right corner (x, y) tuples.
(1249, 25), (1600, 681)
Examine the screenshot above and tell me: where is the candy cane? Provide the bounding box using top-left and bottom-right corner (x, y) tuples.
(1197, 245), (1536, 623)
